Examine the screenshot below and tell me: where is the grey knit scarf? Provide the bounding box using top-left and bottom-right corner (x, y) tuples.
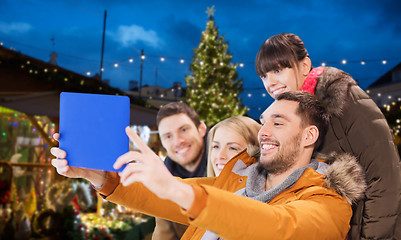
(201, 159), (325, 240)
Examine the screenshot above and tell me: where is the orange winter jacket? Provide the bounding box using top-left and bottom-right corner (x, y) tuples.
(97, 150), (356, 240)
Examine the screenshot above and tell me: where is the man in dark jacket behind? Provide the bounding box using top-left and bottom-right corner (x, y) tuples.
(152, 102), (207, 240)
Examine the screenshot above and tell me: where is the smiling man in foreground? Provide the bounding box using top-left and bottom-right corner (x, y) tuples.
(51, 91), (366, 239)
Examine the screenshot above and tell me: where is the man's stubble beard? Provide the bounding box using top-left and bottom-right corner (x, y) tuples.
(257, 133), (302, 175)
(176, 140), (205, 170)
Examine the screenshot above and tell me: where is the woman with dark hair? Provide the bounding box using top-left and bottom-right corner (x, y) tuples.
(255, 33), (401, 240)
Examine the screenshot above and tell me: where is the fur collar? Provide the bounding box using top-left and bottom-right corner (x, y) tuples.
(323, 152), (366, 205)
(231, 150), (366, 205)
(315, 67), (357, 118)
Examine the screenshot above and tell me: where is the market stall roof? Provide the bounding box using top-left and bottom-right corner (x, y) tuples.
(0, 91), (60, 118)
(0, 45), (157, 126)
(368, 61), (401, 89)
(0, 91), (157, 125)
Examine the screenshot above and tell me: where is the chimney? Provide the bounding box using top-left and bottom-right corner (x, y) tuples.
(49, 51), (58, 65)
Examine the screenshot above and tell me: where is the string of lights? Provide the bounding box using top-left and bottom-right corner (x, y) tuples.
(1, 40), (397, 77)
(104, 54), (395, 71)
(2, 39), (397, 74)
(93, 52), (399, 88)
(1, 39), (400, 106)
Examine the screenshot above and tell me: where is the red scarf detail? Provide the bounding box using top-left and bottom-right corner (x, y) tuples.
(300, 67), (324, 95)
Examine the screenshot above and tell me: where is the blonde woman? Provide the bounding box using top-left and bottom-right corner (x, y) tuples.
(206, 116), (261, 177)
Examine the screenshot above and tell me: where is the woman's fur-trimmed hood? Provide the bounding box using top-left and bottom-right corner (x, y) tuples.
(315, 67), (357, 118)
(323, 152), (367, 205)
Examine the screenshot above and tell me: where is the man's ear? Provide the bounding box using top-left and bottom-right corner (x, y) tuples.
(302, 57), (312, 76)
(198, 121), (207, 137)
(302, 125), (319, 147)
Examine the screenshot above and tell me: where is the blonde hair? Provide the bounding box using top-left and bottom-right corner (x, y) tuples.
(207, 116), (261, 177)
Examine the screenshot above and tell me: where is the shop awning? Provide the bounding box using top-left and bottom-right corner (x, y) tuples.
(0, 91), (157, 126)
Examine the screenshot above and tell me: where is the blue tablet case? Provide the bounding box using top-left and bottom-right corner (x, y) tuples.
(59, 92), (130, 172)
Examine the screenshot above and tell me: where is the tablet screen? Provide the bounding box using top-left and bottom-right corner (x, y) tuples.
(59, 92), (130, 171)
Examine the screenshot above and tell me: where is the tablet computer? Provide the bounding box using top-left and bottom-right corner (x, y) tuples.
(59, 92), (130, 172)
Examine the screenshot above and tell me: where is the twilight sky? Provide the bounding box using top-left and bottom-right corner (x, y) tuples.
(1, 0), (401, 118)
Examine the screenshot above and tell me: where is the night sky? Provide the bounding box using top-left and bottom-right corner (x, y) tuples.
(1, 0), (401, 119)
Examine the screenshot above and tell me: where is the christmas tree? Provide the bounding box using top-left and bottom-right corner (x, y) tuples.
(184, 6), (247, 127)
